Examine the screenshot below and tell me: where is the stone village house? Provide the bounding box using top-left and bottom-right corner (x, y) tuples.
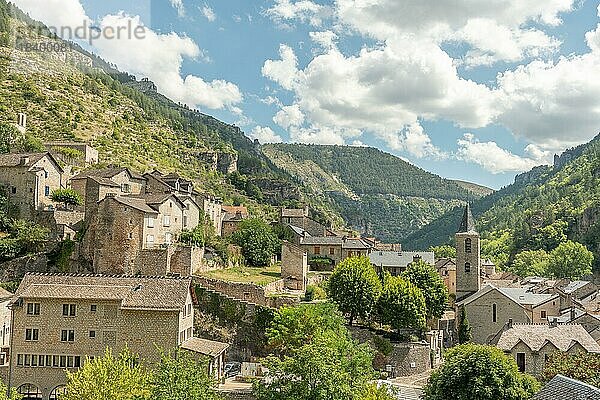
(5, 273), (228, 400)
(0, 153), (64, 219)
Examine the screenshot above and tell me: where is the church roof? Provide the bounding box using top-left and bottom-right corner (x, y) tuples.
(457, 204), (477, 233)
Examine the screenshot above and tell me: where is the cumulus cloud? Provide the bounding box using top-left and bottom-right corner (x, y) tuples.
(201, 5), (216, 22)
(92, 14), (242, 110)
(456, 133), (547, 173)
(309, 30), (338, 51)
(12, 0), (243, 111)
(261, 44), (298, 90)
(12, 0), (90, 31)
(266, 0), (332, 27)
(250, 126), (284, 144)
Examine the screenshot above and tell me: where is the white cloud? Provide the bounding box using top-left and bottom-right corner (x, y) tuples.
(250, 126), (284, 144)
(11, 0), (90, 31)
(201, 5), (216, 22)
(456, 133), (545, 173)
(261, 44), (298, 90)
(170, 0), (185, 17)
(273, 105), (304, 129)
(266, 0), (332, 27)
(91, 13), (242, 110)
(309, 30), (338, 51)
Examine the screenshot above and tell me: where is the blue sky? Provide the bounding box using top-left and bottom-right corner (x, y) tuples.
(12, 0), (600, 189)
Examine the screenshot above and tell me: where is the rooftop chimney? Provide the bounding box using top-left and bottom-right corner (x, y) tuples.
(19, 156), (29, 166)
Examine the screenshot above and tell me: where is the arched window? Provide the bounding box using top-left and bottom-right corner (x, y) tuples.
(465, 238), (472, 253)
(465, 262), (471, 273)
(18, 384), (42, 400)
(49, 386), (67, 400)
(492, 303), (497, 323)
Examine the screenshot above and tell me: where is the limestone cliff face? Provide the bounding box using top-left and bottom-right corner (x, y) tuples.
(195, 151), (238, 174)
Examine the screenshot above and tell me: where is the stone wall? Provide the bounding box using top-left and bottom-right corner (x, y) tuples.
(349, 327), (432, 377)
(220, 391), (256, 400)
(0, 254), (48, 282)
(281, 242), (307, 291)
(171, 246), (204, 276)
(193, 277), (296, 308)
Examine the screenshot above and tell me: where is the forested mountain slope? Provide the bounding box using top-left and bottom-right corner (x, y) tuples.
(263, 144), (487, 242)
(404, 134), (600, 271)
(0, 0), (300, 215)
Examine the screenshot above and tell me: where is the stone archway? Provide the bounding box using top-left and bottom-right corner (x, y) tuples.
(49, 385), (67, 400)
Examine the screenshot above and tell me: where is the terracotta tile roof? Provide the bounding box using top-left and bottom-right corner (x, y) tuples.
(222, 205), (248, 215)
(532, 374), (600, 400)
(181, 337), (229, 357)
(496, 323), (600, 353)
(15, 273), (191, 311)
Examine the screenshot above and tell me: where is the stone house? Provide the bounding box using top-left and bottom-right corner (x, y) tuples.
(70, 168), (146, 219)
(281, 242), (308, 291)
(200, 194), (224, 236)
(493, 323), (600, 376)
(6, 273), (215, 400)
(0, 153), (64, 218)
(280, 207), (331, 237)
(369, 251), (435, 276)
(83, 193), (187, 275)
(221, 205), (249, 237)
(43, 142), (99, 167)
(457, 284), (567, 344)
(435, 258), (456, 295)
(0, 287), (13, 367)
(300, 236), (372, 270)
(550, 307), (600, 343)
(559, 280), (598, 300)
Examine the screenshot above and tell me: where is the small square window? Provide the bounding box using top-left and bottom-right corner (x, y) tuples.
(61, 330), (75, 342)
(27, 303), (40, 316)
(89, 330), (96, 338)
(90, 304), (97, 312)
(25, 328), (39, 341)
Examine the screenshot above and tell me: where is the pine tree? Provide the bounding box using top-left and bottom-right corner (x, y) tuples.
(458, 306), (472, 344)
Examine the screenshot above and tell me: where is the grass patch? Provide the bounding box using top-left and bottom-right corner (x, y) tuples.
(201, 264), (282, 286)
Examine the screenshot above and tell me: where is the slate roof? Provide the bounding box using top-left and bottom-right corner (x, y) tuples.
(457, 203), (477, 233)
(532, 374), (600, 400)
(563, 281), (594, 294)
(14, 273), (191, 311)
(302, 236), (343, 246)
(72, 167), (144, 181)
(110, 196), (157, 214)
(181, 337), (229, 357)
(342, 238), (372, 250)
(0, 152), (48, 168)
(495, 323), (600, 353)
(497, 287), (556, 306)
(435, 258), (456, 270)
(288, 225), (309, 237)
(370, 251), (435, 268)
(0, 287), (14, 300)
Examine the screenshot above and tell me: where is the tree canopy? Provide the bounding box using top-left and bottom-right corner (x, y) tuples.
(51, 189), (83, 208)
(377, 275), (427, 332)
(402, 260), (448, 319)
(423, 344), (540, 400)
(509, 249), (549, 278)
(429, 245), (456, 259)
(328, 256), (382, 324)
(232, 218), (280, 267)
(543, 351), (600, 388)
(457, 306), (472, 344)
(546, 240), (593, 279)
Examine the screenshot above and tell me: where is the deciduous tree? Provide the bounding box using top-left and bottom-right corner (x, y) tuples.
(62, 348), (152, 400)
(402, 260), (448, 319)
(232, 218), (280, 267)
(547, 240), (593, 279)
(377, 276), (427, 332)
(328, 256), (382, 325)
(423, 344), (540, 400)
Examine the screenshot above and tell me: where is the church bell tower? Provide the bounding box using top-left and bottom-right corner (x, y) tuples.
(455, 204), (481, 301)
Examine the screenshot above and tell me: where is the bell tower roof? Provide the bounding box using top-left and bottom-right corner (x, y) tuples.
(457, 204), (477, 233)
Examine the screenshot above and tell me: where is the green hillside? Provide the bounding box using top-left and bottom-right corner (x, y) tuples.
(263, 144), (484, 242)
(0, 0), (300, 217)
(404, 135), (600, 271)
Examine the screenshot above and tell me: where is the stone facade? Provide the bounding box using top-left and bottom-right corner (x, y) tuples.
(455, 205), (481, 302)
(281, 242), (307, 291)
(202, 195), (224, 236)
(280, 207), (330, 237)
(193, 277), (297, 308)
(0, 153), (64, 219)
(7, 274), (194, 400)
